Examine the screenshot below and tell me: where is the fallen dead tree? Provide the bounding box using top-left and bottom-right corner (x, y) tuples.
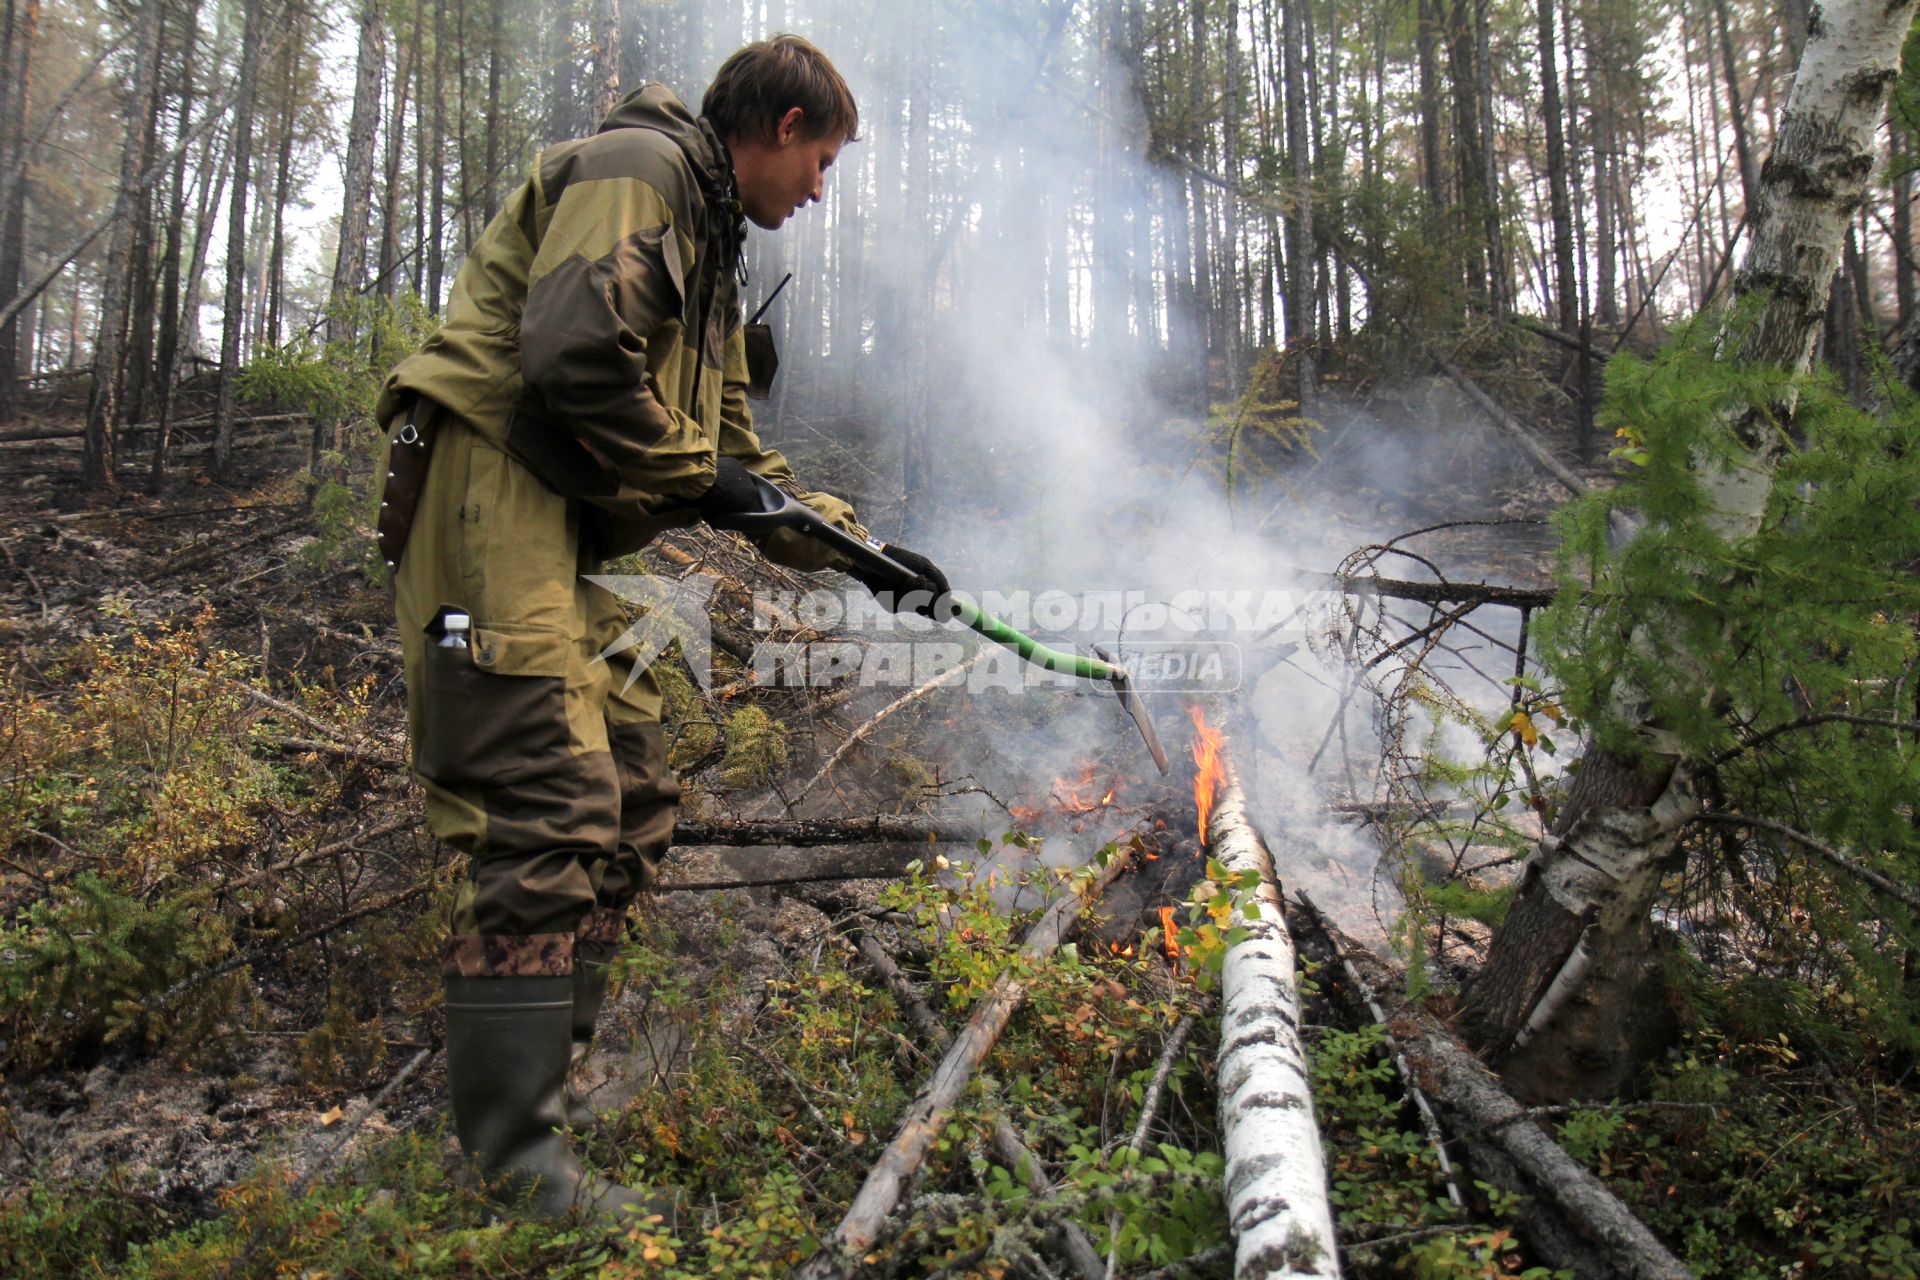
(793, 841), (1134, 1280)
(850, 928), (1106, 1280)
(1302, 908), (1690, 1280)
(659, 841), (959, 891)
(671, 816), (970, 846)
(1204, 731), (1340, 1280)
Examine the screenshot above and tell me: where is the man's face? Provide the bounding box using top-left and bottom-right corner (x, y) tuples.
(731, 108), (845, 231)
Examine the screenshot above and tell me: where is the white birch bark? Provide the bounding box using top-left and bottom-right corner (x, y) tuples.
(1210, 743), (1338, 1279)
(1465, 0), (1919, 1098)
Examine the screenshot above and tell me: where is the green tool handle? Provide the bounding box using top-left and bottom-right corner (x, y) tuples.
(710, 478), (1120, 684)
(949, 594), (1116, 681)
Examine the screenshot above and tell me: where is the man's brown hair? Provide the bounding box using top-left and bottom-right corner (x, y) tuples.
(702, 34), (859, 145)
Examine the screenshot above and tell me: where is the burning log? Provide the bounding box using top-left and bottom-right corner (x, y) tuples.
(1195, 709), (1340, 1280)
(793, 842), (1134, 1280)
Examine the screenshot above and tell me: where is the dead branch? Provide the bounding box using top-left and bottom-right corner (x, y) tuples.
(1711, 712), (1920, 765)
(1315, 918), (1690, 1279)
(853, 930), (1106, 1280)
(1283, 566), (1555, 611)
(1395, 1012), (1690, 1280)
(1293, 892), (1462, 1213)
(157, 884), (432, 1011)
(1106, 1011), (1201, 1279)
(781, 649), (993, 810)
(221, 814), (422, 892)
(262, 735), (411, 771)
(659, 842), (952, 891)
(1429, 354), (1589, 497)
(1696, 811), (1920, 914)
(671, 817), (972, 847)
(794, 844), (1133, 1280)
(156, 516), (307, 578)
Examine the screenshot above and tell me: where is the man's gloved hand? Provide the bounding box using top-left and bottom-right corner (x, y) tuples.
(696, 456), (766, 521)
(852, 544), (955, 620)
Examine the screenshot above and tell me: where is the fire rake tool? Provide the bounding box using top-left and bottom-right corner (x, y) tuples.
(713, 474), (1171, 775)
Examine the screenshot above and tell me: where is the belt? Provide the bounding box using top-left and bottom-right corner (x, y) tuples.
(376, 393), (444, 576)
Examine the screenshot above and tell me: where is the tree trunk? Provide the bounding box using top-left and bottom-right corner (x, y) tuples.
(331, 1), (385, 340)
(1714, 0), (1760, 213)
(83, 0), (165, 490)
(1461, 0), (1920, 1102)
(429, 0), (447, 310)
(1447, 0), (1485, 299)
(379, 22), (416, 304)
(1416, 0), (1444, 215)
(150, 4), (199, 490)
(156, 90), (231, 489)
(546, 0), (576, 144)
(1474, 0), (1506, 316)
(0, 0), (38, 425)
(483, 0), (502, 224)
(1281, 0), (1314, 406)
(1539, 0), (1577, 332)
(1895, 161), (1914, 331)
(592, 0), (619, 124)
(213, 0), (268, 477)
(265, 15), (300, 347)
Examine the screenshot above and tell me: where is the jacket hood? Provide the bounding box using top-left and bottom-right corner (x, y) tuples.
(596, 84), (744, 276)
(597, 84), (728, 184)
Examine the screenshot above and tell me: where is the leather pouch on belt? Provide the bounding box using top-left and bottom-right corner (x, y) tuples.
(377, 396), (443, 575)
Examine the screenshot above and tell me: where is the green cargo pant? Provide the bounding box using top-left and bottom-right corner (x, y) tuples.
(390, 411), (679, 977)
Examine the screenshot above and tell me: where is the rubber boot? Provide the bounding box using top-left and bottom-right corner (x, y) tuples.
(565, 939), (618, 1128)
(444, 975), (677, 1228)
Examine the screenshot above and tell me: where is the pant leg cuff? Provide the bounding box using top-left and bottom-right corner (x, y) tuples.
(441, 932), (574, 977)
(577, 906), (629, 947)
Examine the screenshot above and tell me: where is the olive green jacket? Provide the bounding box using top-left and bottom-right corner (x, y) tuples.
(377, 84), (863, 568)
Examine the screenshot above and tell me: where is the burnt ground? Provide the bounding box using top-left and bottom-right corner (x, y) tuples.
(0, 357), (1608, 1243)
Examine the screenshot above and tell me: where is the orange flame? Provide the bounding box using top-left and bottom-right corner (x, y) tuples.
(1189, 705), (1224, 843)
(1158, 905), (1181, 961)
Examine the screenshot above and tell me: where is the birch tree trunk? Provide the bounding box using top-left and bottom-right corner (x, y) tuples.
(83, 0), (165, 490)
(1461, 0), (1920, 1102)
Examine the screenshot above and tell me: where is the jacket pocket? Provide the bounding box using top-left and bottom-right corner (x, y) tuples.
(416, 624), (572, 787)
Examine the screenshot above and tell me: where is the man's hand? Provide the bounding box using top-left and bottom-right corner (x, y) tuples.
(696, 456), (765, 520)
(852, 544), (954, 620)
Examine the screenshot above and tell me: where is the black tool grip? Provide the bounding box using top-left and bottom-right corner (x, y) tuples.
(708, 473), (921, 591)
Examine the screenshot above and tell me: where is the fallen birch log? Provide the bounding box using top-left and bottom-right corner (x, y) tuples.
(1206, 740), (1340, 1280)
(793, 842), (1133, 1280)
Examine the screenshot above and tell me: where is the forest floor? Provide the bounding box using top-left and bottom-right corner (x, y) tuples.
(14, 354), (1886, 1280)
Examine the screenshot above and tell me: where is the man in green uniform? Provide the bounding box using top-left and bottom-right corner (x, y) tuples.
(373, 35), (948, 1224)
